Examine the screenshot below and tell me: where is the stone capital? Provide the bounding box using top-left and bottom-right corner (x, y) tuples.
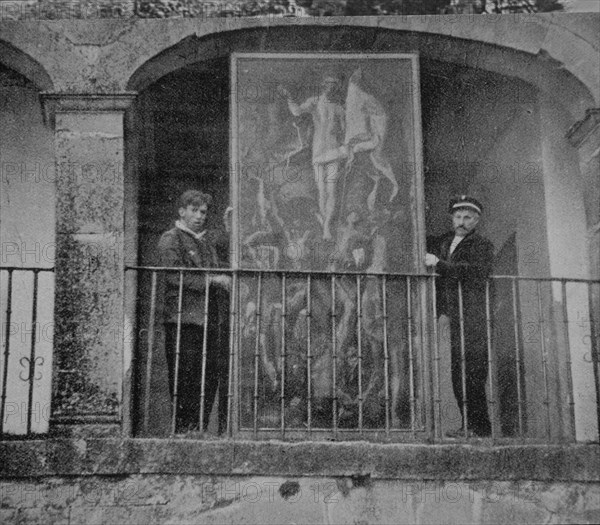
(566, 108), (600, 149)
(40, 92), (137, 128)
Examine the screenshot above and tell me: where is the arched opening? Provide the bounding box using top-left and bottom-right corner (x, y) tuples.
(0, 40), (53, 93)
(0, 55), (55, 435)
(125, 26), (597, 441)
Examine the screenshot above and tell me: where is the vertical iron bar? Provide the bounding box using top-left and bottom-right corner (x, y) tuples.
(457, 280), (468, 438)
(0, 269), (14, 434)
(512, 278), (525, 437)
(199, 272), (211, 434)
(143, 270), (158, 434)
(561, 281), (576, 441)
(26, 271), (39, 434)
(588, 281), (600, 440)
(356, 274), (364, 433)
(430, 274), (442, 440)
(226, 271), (238, 437)
(331, 275), (338, 438)
(485, 280), (497, 440)
(536, 281), (551, 440)
(381, 276), (390, 436)
(417, 275), (428, 434)
(236, 273), (244, 435)
(253, 272), (263, 438)
(406, 276), (416, 439)
(171, 271), (185, 435)
(280, 273), (287, 438)
(306, 274), (312, 435)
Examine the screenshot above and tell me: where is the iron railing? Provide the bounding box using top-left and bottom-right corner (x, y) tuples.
(0, 266), (55, 435)
(128, 266), (600, 442)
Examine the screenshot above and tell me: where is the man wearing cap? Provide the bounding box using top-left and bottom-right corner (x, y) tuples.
(158, 190), (231, 434)
(425, 196), (494, 437)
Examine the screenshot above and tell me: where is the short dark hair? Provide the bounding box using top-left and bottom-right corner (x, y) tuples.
(178, 190), (212, 209)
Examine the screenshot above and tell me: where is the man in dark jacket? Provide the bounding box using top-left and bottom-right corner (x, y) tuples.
(158, 190), (230, 434)
(425, 195), (494, 437)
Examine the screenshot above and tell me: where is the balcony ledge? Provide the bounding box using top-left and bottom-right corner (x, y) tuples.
(1, 438), (598, 482)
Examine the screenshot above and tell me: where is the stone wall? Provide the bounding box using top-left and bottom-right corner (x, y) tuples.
(1, 475), (599, 524)
(0, 0), (309, 20)
(1, 439), (599, 524)
(0, 0), (135, 20)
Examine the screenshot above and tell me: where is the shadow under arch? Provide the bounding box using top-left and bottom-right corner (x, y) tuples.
(0, 39), (53, 91)
(126, 24), (595, 120)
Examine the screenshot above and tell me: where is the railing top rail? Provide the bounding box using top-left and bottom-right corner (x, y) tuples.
(490, 274), (600, 284)
(124, 265), (600, 284)
(0, 266), (55, 272)
(124, 265), (434, 278)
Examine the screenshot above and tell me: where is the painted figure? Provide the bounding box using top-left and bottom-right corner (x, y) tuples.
(278, 76), (345, 240)
(314, 68), (398, 212)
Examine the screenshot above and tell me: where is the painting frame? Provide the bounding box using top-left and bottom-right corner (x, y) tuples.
(230, 52), (426, 272)
(229, 52), (429, 437)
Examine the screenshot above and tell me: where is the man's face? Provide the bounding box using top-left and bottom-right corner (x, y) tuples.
(179, 203), (208, 233)
(452, 208), (480, 237)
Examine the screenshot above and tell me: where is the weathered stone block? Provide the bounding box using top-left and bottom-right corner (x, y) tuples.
(1, 474), (599, 524)
(55, 112), (125, 235)
(52, 232), (123, 419)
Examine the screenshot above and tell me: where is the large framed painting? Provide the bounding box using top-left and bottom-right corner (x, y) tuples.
(230, 53), (426, 436)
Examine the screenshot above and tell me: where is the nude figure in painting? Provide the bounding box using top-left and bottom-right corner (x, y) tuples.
(278, 76), (345, 240)
(313, 68), (398, 211)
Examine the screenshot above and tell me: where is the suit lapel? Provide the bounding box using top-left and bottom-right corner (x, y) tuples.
(450, 233), (475, 261)
(440, 234), (453, 261)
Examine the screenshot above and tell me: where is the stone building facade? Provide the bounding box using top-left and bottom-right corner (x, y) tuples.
(1, 12), (599, 523)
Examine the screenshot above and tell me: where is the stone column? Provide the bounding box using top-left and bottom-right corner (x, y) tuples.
(41, 93), (136, 434)
(567, 108), (600, 441)
(567, 109), (600, 281)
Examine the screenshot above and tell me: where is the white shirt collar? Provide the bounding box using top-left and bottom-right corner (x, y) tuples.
(449, 235), (463, 254)
(176, 220), (206, 241)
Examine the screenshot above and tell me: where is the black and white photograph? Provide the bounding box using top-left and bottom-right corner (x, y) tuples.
(1, 1), (599, 523)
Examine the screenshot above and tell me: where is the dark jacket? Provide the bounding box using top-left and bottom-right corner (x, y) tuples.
(428, 231), (494, 323)
(157, 227), (227, 326)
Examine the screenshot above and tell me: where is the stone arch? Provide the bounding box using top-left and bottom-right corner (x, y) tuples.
(0, 39), (53, 91)
(125, 21), (596, 121)
(0, 38), (55, 435)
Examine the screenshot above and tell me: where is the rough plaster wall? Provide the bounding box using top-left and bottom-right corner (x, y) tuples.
(424, 71), (548, 263)
(540, 95), (589, 280)
(0, 72), (55, 269)
(539, 94), (598, 441)
(0, 474), (599, 524)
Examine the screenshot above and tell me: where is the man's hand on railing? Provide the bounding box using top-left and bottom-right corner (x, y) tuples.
(209, 274), (232, 289)
(425, 253), (439, 267)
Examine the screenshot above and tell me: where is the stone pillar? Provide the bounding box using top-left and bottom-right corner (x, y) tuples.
(567, 109), (600, 281)
(540, 98), (598, 441)
(567, 108), (600, 441)
(41, 93), (136, 434)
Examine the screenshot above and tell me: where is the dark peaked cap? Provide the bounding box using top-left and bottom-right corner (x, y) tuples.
(448, 195), (483, 214)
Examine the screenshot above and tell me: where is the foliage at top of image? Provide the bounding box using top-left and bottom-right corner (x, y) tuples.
(0, 0), (564, 21)
(135, 0), (564, 18)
